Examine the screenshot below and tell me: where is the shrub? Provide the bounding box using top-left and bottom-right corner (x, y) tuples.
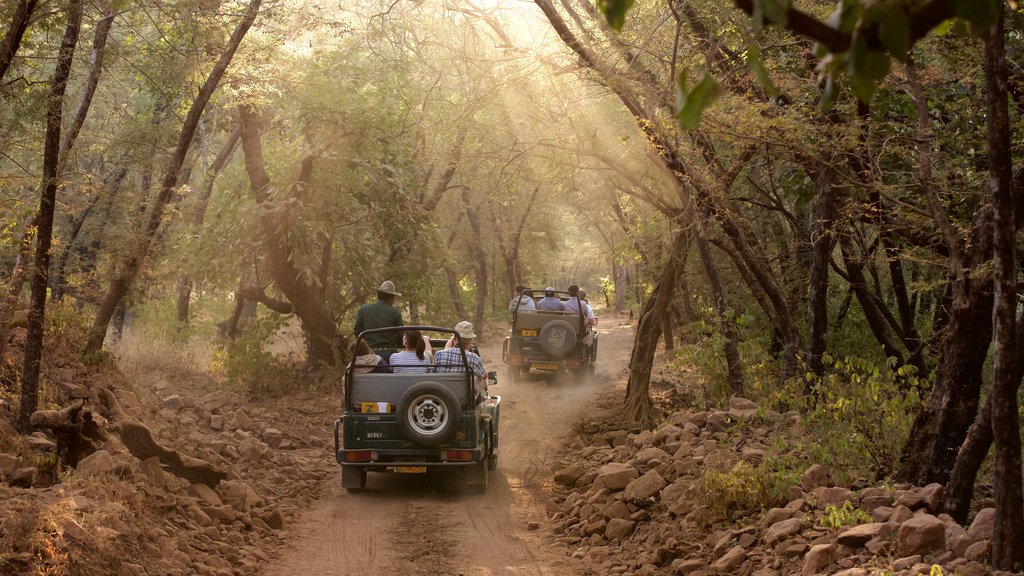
(700, 459), (800, 514)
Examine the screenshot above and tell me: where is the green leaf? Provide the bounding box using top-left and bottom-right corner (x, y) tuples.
(597, 0), (636, 31)
(877, 8), (910, 61)
(746, 44), (780, 97)
(675, 73), (723, 130)
(850, 72), (877, 103)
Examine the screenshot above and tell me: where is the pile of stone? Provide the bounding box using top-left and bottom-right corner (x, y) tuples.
(549, 397), (1008, 576)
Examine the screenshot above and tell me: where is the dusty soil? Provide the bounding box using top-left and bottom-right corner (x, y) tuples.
(259, 314), (637, 576)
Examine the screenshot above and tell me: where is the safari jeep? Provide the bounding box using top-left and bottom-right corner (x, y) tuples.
(502, 289), (598, 381)
(334, 326), (500, 493)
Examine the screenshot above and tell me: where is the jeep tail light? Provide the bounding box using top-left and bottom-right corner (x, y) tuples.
(563, 358), (582, 367)
(442, 450), (473, 462)
(346, 451), (377, 462)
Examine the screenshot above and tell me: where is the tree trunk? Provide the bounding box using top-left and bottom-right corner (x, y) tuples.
(59, 7), (113, 161)
(19, 0), (82, 432)
(176, 125), (242, 323)
(461, 187), (488, 332)
(0, 0), (38, 81)
(84, 0), (261, 354)
(807, 168), (837, 380)
(0, 216), (34, 358)
(697, 233), (743, 395)
(624, 220), (691, 425)
(237, 105), (339, 366)
(984, 12), (1024, 567)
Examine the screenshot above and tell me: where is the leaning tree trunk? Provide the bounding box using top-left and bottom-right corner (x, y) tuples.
(176, 125), (242, 323)
(237, 106), (339, 366)
(59, 7), (113, 161)
(462, 187), (488, 332)
(0, 0), (38, 81)
(84, 0), (261, 354)
(697, 233), (743, 396)
(624, 219), (692, 425)
(984, 12), (1024, 567)
(18, 0), (82, 432)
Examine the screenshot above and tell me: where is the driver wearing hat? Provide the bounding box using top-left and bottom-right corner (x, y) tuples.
(354, 280), (404, 354)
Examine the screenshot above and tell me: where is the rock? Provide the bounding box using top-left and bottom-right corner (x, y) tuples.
(232, 409), (252, 431)
(188, 483), (223, 507)
(871, 505), (894, 522)
(624, 470), (667, 501)
(966, 508), (995, 539)
(801, 464), (830, 491)
(220, 480), (263, 513)
(918, 483), (943, 511)
(833, 570), (867, 576)
(837, 523), (891, 548)
(710, 546), (746, 572)
(198, 389), (241, 413)
(62, 520), (90, 542)
(632, 430), (654, 448)
(897, 514), (946, 556)
(891, 555), (921, 571)
(963, 540), (989, 562)
(652, 425), (682, 446)
(894, 489), (926, 510)
(10, 467), (36, 487)
(889, 504), (913, 523)
(764, 518), (803, 545)
(238, 437), (270, 461)
(705, 411), (730, 433)
(210, 414), (224, 431)
(605, 518), (635, 540)
(593, 462), (638, 491)
(816, 486), (856, 509)
(763, 507), (797, 526)
(602, 500), (631, 520)
(555, 463), (586, 487)
(0, 453), (18, 477)
(76, 450), (115, 475)
(24, 433), (55, 451)
(162, 395), (185, 411)
(262, 508), (284, 529)
(672, 558), (705, 574)
(261, 428), (283, 448)
(139, 457), (166, 484)
(728, 397), (759, 420)
(802, 544), (838, 575)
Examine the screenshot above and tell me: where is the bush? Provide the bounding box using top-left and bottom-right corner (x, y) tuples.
(218, 314), (297, 395)
(700, 458), (800, 514)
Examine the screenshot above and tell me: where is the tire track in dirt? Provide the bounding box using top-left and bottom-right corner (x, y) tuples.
(259, 314), (635, 576)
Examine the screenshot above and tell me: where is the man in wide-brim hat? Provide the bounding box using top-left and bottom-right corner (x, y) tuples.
(354, 280), (404, 355)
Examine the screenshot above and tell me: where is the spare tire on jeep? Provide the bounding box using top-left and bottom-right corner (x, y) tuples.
(397, 381), (461, 446)
(539, 319), (577, 358)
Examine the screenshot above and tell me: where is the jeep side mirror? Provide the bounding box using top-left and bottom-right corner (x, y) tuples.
(487, 371), (498, 385)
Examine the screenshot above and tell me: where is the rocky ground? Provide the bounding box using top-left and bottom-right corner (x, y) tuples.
(545, 393), (1013, 576)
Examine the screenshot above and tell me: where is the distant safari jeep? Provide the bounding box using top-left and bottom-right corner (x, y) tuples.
(502, 289), (598, 381)
(334, 326), (500, 493)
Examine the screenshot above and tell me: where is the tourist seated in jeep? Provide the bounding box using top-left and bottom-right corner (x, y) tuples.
(563, 285), (597, 327)
(508, 284), (536, 315)
(537, 287), (564, 311)
(435, 321), (488, 387)
(349, 340), (389, 374)
(389, 330), (430, 373)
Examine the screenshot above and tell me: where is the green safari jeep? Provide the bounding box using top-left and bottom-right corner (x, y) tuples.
(334, 326), (500, 493)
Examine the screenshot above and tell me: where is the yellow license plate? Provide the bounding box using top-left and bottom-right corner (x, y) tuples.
(533, 363), (559, 371)
(521, 329), (538, 337)
(394, 466), (426, 473)
(360, 402), (391, 413)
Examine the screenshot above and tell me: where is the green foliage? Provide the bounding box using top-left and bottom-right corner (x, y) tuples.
(675, 70), (723, 130)
(219, 314), (295, 395)
(773, 355), (921, 481)
(819, 500), (872, 530)
(700, 459), (800, 514)
(597, 0), (635, 31)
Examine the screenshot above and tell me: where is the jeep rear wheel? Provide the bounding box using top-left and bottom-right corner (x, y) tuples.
(397, 382), (461, 447)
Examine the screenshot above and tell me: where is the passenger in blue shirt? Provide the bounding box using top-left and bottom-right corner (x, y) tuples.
(537, 287), (564, 311)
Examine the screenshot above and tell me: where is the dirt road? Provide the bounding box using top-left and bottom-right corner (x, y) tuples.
(260, 314), (634, 576)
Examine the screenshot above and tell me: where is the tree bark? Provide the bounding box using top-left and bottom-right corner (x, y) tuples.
(60, 7), (113, 160)
(624, 219), (692, 425)
(176, 125), (242, 323)
(237, 105), (339, 366)
(19, 0), (82, 431)
(84, 0), (261, 354)
(697, 233), (743, 395)
(984, 12), (1024, 567)
(461, 187), (488, 332)
(0, 0), (38, 81)
(807, 167), (837, 380)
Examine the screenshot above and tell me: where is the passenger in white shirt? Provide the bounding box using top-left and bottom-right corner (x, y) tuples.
(563, 285), (597, 325)
(390, 330), (430, 373)
(508, 284), (536, 315)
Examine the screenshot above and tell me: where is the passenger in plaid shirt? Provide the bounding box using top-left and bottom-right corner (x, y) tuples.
(433, 321), (487, 381)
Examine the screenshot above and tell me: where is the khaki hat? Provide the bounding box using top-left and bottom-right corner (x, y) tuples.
(454, 320), (477, 339)
(378, 280), (401, 296)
